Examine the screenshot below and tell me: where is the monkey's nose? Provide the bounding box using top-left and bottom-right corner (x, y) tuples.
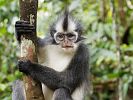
(62, 41), (73, 48)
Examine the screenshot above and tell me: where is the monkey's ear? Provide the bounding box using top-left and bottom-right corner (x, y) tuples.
(76, 36), (86, 42)
(80, 36), (87, 40)
(50, 29), (56, 37)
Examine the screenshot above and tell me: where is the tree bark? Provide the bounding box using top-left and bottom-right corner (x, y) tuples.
(19, 0), (44, 100)
(118, 0), (127, 27)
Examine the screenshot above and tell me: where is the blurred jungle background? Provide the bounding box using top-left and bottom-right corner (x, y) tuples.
(1, 0), (133, 100)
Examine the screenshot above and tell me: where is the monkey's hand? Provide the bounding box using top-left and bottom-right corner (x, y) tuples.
(15, 20), (35, 43)
(18, 60), (32, 75)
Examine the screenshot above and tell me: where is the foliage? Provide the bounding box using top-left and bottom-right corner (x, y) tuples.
(0, 0), (133, 100)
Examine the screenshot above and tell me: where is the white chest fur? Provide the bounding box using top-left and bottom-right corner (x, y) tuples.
(38, 45), (75, 72)
(47, 45), (75, 71)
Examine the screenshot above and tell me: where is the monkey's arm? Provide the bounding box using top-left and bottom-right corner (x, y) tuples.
(18, 44), (89, 93)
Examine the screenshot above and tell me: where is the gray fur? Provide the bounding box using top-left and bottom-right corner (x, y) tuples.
(12, 80), (26, 100)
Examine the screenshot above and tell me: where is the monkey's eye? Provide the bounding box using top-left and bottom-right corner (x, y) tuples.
(67, 33), (76, 40)
(56, 33), (64, 41)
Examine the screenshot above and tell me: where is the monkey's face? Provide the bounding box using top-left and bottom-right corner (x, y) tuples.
(54, 32), (78, 49)
(50, 10), (84, 51)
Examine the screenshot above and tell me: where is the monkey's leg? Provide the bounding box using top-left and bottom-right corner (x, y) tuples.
(53, 88), (72, 100)
(12, 80), (26, 100)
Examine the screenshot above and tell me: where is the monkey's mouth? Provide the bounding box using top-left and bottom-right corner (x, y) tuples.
(62, 45), (73, 48)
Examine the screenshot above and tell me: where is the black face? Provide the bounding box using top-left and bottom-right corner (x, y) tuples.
(54, 32), (78, 48)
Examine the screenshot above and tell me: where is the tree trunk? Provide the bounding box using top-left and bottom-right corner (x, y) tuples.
(19, 0), (44, 100)
(110, 0), (123, 100)
(118, 0), (127, 27)
(100, 0), (107, 22)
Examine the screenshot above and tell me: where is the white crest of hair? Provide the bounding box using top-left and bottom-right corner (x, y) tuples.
(55, 15), (76, 33)
(67, 17), (76, 32)
(55, 18), (64, 32)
